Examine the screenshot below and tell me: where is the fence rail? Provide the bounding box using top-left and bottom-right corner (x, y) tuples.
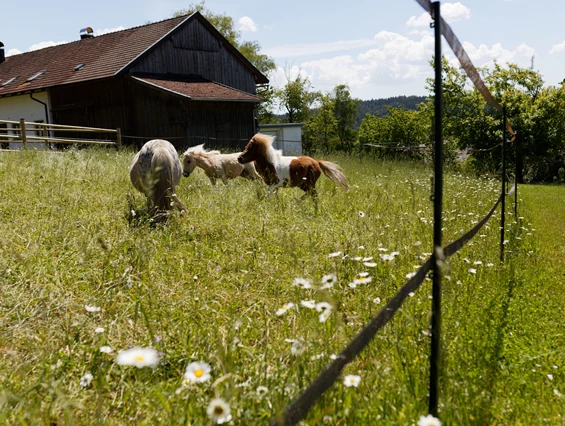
(0, 119), (121, 150)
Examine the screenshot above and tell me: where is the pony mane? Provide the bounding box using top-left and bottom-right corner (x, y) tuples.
(183, 144), (221, 158)
(253, 133), (278, 164)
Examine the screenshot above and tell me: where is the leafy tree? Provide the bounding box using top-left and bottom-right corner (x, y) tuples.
(302, 94), (338, 153)
(333, 84), (361, 147)
(276, 71), (318, 123)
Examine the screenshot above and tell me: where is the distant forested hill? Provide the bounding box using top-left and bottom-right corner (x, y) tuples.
(355, 95), (427, 127)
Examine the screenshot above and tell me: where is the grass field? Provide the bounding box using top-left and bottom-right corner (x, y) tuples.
(0, 148), (563, 425)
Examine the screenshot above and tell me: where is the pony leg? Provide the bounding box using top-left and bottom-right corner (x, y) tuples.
(209, 177), (216, 186)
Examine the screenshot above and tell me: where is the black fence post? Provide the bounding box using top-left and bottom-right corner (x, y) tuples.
(429, 0), (443, 419)
(500, 106), (506, 262)
(514, 133), (518, 216)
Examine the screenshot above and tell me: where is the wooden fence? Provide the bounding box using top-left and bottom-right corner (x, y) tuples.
(0, 119), (121, 150)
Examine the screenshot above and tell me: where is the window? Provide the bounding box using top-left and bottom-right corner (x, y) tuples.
(74, 64), (85, 71)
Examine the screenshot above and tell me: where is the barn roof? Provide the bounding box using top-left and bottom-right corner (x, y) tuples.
(132, 76), (262, 103)
(0, 13), (269, 98)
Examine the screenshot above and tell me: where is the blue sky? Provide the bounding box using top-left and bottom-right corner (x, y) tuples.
(2, 0), (564, 100)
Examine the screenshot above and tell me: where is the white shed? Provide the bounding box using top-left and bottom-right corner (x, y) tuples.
(258, 123), (303, 155)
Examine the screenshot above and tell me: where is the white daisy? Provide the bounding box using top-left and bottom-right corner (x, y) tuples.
(80, 372), (93, 388)
(94, 327), (105, 334)
(418, 414), (441, 426)
(184, 361), (212, 383)
(320, 273), (337, 289)
(406, 272), (417, 279)
(293, 278), (313, 289)
(363, 262), (377, 268)
(316, 302), (332, 312)
(328, 251), (342, 258)
(373, 297), (381, 304)
(300, 300), (317, 309)
(116, 347), (160, 369)
(85, 305), (101, 313)
(99, 346), (113, 354)
(468, 268), (477, 274)
(319, 309), (332, 323)
(207, 398), (232, 424)
(343, 374), (361, 387)
(275, 302), (295, 316)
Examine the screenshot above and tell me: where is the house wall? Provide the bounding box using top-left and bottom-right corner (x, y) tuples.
(128, 19), (257, 94)
(0, 91), (51, 149)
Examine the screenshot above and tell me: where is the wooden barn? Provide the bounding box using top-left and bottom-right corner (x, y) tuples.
(0, 12), (268, 150)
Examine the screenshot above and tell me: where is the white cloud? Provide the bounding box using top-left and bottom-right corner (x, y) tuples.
(238, 16), (257, 32)
(462, 41), (535, 66)
(550, 41), (565, 54)
(264, 38), (378, 58)
(269, 31), (435, 98)
(29, 40), (68, 51)
(6, 48), (22, 57)
(95, 26), (125, 36)
(406, 2), (471, 27)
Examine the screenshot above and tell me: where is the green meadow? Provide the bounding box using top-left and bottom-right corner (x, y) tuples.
(0, 148), (563, 425)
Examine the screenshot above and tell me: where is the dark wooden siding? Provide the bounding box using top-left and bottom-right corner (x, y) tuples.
(49, 77), (256, 151)
(128, 19), (257, 94)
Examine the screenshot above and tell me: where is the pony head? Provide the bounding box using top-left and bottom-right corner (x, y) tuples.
(238, 133), (276, 164)
(182, 144), (220, 177)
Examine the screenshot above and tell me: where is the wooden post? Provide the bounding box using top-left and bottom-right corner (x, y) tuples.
(43, 127), (49, 150)
(20, 118), (27, 150)
(116, 127), (122, 149)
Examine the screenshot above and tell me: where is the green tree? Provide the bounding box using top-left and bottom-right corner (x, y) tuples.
(333, 84), (361, 147)
(303, 93), (339, 153)
(276, 71), (318, 123)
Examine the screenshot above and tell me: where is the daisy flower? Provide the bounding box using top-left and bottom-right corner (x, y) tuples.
(418, 414), (441, 426)
(363, 262), (377, 268)
(94, 327), (105, 334)
(293, 278), (313, 289)
(300, 300), (317, 309)
(80, 372), (93, 388)
(319, 309), (332, 323)
(315, 302), (332, 312)
(343, 374), (361, 387)
(328, 251), (342, 258)
(207, 398), (232, 424)
(116, 347), (160, 369)
(99, 346), (113, 354)
(285, 339), (305, 355)
(320, 273), (337, 289)
(184, 361), (212, 383)
(468, 268), (477, 274)
(275, 302), (294, 316)
(85, 305), (101, 313)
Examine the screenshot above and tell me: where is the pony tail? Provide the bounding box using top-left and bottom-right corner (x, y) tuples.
(151, 148), (176, 211)
(318, 160), (349, 190)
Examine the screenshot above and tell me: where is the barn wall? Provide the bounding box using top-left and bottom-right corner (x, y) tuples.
(48, 77), (256, 151)
(128, 18), (257, 94)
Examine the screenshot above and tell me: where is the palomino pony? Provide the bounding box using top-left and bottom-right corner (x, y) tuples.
(182, 144), (261, 185)
(237, 133), (349, 197)
(130, 139), (187, 214)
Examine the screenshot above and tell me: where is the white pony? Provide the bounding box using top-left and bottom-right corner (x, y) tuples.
(130, 139), (187, 213)
(182, 144), (261, 186)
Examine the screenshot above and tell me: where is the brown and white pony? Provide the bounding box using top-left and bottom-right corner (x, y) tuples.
(182, 144), (261, 185)
(130, 139), (187, 214)
(237, 133), (349, 197)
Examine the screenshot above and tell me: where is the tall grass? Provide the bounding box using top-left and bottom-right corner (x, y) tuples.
(0, 148), (562, 425)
